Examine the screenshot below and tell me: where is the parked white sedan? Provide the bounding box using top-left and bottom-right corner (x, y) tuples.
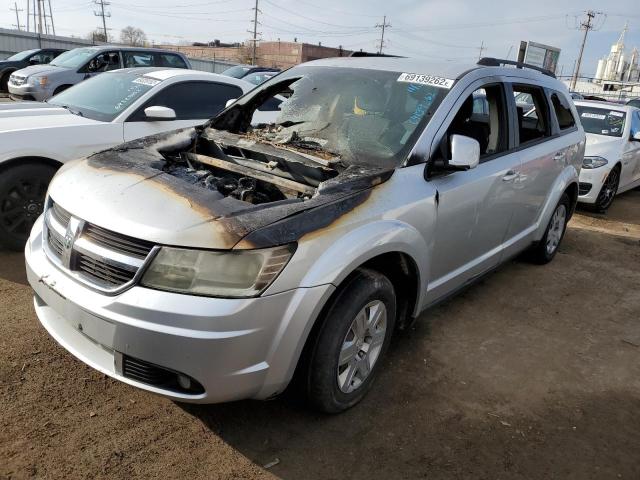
(575, 101), (640, 212)
(0, 67), (278, 249)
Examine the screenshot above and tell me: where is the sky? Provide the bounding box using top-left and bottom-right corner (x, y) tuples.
(1, 0), (639, 77)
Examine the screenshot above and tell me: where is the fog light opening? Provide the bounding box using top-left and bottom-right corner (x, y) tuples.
(177, 374), (192, 390)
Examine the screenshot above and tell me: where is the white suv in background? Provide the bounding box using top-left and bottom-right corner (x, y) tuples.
(574, 101), (640, 211)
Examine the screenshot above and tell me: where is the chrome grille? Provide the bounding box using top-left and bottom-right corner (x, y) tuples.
(43, 200), (156, 292)
(84, 223), (154, 259)
(10, 75), (25, 86)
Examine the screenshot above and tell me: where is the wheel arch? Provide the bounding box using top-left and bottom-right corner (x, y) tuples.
(0, 156), (63, 174)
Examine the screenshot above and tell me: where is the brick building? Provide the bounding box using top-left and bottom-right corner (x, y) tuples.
(158, 41), (353, 69)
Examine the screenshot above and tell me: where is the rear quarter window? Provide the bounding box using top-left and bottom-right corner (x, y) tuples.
(550, 92), (576, 131)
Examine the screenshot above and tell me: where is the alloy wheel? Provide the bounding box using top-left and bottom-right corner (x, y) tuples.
(545, 204), (567, 255)
(0, 179), (47, 237)
(597, 169), (619, 210)
(337, 300), (387, 394)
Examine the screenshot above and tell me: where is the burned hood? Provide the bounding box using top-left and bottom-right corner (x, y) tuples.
(49, 128), (394, 250)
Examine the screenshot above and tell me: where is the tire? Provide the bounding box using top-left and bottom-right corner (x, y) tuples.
(593, 166), (620, 213)
(304, 268), (396, 413)
(0, 162), (57, 251)
(0, 72), (11, 92)
(53, 85), (70, 96)
(526, 193), (570, 265)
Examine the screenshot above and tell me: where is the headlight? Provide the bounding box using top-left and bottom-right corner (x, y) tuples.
(582, 156), (608, 169)
(140, 244), (295, 298)
(29, 76), (47, 86)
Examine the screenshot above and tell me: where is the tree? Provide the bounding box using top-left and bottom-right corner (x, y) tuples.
(120, 26), (147, 47)
(87, 28), (109, 43)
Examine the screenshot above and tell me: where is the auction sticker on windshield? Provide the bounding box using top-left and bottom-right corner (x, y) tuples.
(133, 77), (161, 87)
(397, 73), (454, 89)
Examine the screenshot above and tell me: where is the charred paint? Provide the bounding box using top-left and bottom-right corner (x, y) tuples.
(83, 127), (395, 250)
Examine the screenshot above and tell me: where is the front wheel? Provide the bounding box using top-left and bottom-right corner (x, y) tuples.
(0, 163), (57, 250)
(304, 268), (396, 413)
(0, 73), (10, 92)
(594, 166), (620, 213)
(526, 193), (570, 265)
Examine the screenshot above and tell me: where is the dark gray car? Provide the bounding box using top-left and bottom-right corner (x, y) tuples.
(8, 46), (191, 101)
(0, 48), (66, 92)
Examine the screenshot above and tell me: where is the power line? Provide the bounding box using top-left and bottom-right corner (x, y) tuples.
(375, 15), (391, 54)
(93, 0), (110, 41)
(570, 10), (604, 90)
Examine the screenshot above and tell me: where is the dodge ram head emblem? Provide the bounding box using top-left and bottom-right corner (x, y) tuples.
(61, 217), (82, 268)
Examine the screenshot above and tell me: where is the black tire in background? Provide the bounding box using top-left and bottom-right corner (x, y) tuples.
(304, 268), (396, 413)
(0, 72), (11, 92)
(594, 166), (620, 213)
(0, 162), (57, 251)
(526, 193), (571, 265)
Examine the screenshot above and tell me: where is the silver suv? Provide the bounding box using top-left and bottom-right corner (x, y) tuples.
(9, 46), (190, 101)
(25, 57), (584, 412)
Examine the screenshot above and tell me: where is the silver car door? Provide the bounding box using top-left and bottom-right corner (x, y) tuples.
(425, 80), (520, 304)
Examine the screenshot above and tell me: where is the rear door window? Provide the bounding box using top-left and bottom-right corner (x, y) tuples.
(128, 81), (244, 121)
(550, 92), (576, 131)
(123, 51), (154, 68)
(156, 53), (188, 69)
(512, 84), (552, 145)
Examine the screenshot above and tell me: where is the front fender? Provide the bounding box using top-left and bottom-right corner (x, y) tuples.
(269, 219), (430, 314)
(533, 165), (579, 241)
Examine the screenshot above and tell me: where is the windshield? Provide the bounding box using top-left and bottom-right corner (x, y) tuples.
(50, 48), (98, 69)
(6, 49), (39, 61)
(222, 65), (251, 78)
(49, 71), (159, 121)
(576, 106), (626, 137)
(240, 66), (452, 167)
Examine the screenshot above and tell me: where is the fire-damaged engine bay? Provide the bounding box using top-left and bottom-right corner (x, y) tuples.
(160, 126), (344, 206)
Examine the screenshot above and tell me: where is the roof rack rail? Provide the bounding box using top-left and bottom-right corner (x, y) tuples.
(477, 57), (556, 78)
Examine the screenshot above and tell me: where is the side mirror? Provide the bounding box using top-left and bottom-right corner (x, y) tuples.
(449, 134), (480, 170)
(144, 106), (176, 121)
(632, 132), (640, 142)
(29, 58), (40, 65)
(225, 98), (238, 108)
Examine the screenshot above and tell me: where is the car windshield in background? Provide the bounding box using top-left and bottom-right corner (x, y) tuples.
(222, 65), (251, 78)
(50, 48), (97, 69)
(247, 67), (452, 168)
(575, 106), (626, 137)
(48, 72), (159, 122)
(244, 72), (276, 85)
(6, 49), (39, 61)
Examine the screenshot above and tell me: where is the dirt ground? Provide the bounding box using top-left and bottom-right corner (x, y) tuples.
(1, 190), (639, 480)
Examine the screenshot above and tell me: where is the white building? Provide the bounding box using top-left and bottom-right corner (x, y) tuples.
(594, 23), (640, 83)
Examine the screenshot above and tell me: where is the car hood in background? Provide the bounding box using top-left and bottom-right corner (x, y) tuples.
(11, 64), (69, 78)
(0, 102), (102, 132)
(584, 134), (622, 160)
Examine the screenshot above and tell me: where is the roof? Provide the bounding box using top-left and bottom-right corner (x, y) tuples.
(75, 45), (187, 55)
(301, 56), (562, 83)
(574, 100), (638, 113)
(102, 67), (257, 91)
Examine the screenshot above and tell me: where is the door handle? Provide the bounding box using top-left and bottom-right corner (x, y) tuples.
(502, 170), (519, 182)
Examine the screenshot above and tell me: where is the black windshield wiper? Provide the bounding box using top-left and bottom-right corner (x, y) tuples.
(58, 104), (83, 117)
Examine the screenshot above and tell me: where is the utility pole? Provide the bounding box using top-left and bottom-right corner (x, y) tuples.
(375, 15), (391, 54)
(570, 10), (602, 91)
(47, 0), (55, 35)
(248, 0), (260, 65)
(11, 2), (23, 30)
(36, 0), (42, 34)
(94, 0), (111, 42)
(478, 40), (485, 60)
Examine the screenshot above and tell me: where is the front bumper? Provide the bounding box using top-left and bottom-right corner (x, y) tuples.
(8, 82), (51, 101)
(578, 167), (610, 204)
(26, 216), (334, 403)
